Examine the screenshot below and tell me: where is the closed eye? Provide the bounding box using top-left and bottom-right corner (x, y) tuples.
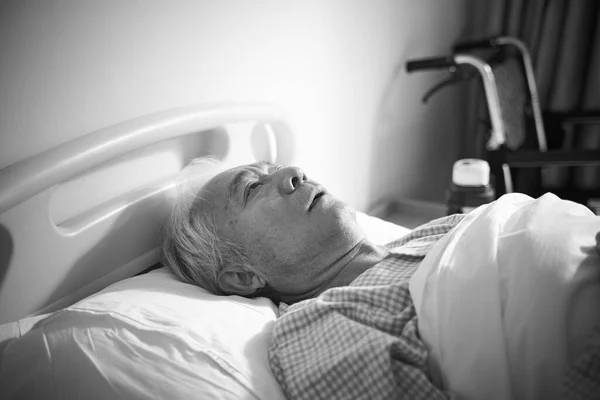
(244, 181), (262, 201)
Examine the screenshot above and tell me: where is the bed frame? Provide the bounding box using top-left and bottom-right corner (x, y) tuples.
(0, 103), (294, 324)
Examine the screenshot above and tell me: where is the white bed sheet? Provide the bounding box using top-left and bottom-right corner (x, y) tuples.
(0, 211), (410, 400)
(411, 193), (600, 400)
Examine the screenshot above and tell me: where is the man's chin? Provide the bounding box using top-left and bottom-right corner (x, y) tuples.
(323, 197), (351, 216)
(327, 201), (360, 230)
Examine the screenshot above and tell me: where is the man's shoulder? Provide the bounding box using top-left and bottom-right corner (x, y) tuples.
(346, 213), (466, 288)
(384, 213), (466, 252)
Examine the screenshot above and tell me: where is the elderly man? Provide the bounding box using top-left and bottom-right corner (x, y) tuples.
(162, 160), (600, 400)
(162, 160), (397, 303)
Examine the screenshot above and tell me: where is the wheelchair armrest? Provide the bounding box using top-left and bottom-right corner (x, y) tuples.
(505, 149), (600, 168)
(544, 110), (600, 127)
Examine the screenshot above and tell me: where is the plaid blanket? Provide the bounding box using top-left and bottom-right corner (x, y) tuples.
(564, 323), (600, 399)
(269, 214), (464, 400)
(269, 211), (600, 400)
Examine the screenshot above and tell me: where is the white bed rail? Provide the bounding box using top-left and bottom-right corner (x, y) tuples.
(0, 103), (293, 215)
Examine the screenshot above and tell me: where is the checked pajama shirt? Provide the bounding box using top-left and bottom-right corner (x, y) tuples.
(268, 213), (600, 400)
(269, 214), (465, 400)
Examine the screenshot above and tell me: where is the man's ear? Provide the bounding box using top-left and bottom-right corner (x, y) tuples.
(217, 264), (267, 296)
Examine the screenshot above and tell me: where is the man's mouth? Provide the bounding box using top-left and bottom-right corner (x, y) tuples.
(308, 191), (325, 212)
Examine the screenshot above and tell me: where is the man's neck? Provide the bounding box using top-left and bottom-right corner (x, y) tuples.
(275, 240), (389, 304)
(321, 239), (389, 288)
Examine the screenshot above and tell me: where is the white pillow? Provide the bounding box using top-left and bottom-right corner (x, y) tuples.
(0, 267), (286, 400)
(0, 211), (409, 400)
(355, 210), (411, 244)
(410, 193), (600, 400)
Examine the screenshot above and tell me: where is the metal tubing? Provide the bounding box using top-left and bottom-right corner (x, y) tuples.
(454, 54), (507, 151)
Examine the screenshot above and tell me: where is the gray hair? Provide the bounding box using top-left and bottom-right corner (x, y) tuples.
(160, 158), (251, 294)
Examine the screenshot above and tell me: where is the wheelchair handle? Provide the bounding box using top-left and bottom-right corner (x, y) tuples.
(453, 37), (499, 52)
(405, 56), (456, 73)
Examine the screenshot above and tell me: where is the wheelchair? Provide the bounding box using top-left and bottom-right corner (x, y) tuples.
(406, 36), (600, 212)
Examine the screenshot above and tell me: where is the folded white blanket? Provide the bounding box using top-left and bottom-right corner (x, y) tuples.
(410, 193), (600, 400)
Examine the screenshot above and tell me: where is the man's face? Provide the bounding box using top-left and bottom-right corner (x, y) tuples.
(199, 161), (365, 297)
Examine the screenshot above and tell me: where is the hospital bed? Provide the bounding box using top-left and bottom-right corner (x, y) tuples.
(0, 103), (411, 399)
(1, 103), (599, 400)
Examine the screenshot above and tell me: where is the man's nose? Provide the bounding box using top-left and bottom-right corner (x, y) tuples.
(276, 166), (307, 194)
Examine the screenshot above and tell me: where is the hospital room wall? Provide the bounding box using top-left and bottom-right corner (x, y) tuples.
(0, 0), (470, 212)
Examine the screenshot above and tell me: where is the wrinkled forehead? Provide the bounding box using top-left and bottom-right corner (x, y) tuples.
(198, 161), (279, 210)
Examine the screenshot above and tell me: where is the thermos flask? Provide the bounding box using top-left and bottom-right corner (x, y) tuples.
(446, 158), (495, 215)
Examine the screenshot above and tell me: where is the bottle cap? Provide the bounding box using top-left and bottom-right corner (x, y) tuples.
(452, 158), (490, 187)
